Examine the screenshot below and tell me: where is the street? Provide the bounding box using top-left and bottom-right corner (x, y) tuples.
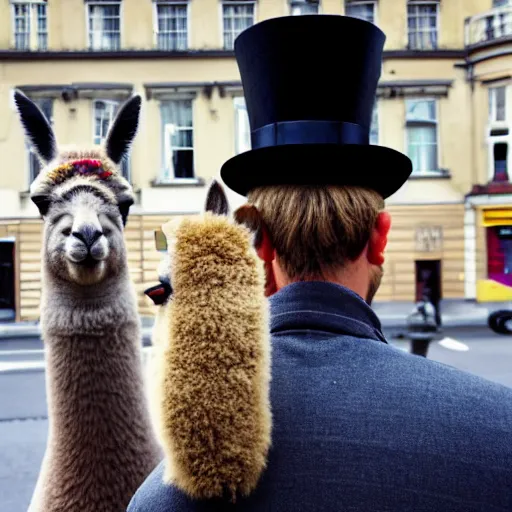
(0, 327), (511, 512)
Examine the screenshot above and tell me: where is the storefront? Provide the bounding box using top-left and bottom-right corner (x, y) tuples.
(464, 189), (512, 302)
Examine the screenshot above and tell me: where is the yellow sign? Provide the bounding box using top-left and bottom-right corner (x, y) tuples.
(477, 279), (512, 302)
(482, 209), (512, 227)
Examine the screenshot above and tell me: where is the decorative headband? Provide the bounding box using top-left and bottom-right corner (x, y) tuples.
(46, 159), (115, 186)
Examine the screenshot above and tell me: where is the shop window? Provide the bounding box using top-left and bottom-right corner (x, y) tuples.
(493, 142), (509, 182)
(487, 226), (512, 287)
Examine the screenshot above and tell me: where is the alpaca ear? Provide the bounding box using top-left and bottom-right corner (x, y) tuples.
(14, 89), (57, 164)
(204, 179), (230, 216)
(105, 95), (141, 164)
(234, 204), (264, 248)
(118, 196), (134, 227)
(31, 194), (52, 217)
(234, 204), (274, 262)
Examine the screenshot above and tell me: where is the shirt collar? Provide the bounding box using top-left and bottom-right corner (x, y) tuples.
(268, 281), (387, 344)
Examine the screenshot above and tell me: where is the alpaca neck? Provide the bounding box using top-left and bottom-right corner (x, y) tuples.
(40, 269), (158, 471)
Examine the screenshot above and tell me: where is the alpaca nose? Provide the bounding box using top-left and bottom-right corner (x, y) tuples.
(72, 227), (103, 248)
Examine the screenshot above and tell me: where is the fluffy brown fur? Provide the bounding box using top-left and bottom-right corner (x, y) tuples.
(156, 213), (271, 501)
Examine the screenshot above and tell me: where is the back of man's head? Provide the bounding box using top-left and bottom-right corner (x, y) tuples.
(247, 185), (385, 281)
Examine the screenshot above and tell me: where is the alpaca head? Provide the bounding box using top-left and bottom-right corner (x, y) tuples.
(14, 90), (140, 285)
(145, 179), (262, 306)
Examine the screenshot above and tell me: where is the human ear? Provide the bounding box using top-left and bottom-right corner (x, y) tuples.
(367, 211), (391, 266)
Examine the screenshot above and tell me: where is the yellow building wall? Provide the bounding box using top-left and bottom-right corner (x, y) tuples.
(375, 203), (466, 302)
(0, 0), (496, 52)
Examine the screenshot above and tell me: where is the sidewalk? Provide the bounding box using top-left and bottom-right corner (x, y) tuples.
(0, 317), (155, 341)
(0, 299), (498, 340)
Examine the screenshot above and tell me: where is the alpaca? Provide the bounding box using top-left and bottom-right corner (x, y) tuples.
(14, 91), (161, 512)
(144, 180), (272, 502)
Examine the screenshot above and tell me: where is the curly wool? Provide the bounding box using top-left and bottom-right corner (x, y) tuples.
(158, 213), (271, 501)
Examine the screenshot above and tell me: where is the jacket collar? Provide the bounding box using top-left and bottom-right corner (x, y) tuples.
(268, 281), (387, 344)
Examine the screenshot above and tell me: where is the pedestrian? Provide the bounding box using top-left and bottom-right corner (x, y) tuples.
(128, 14), (512, 512)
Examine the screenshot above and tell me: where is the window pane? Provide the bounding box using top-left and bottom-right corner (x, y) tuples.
(370, 101), (378, 145)
(223, 2), (254, 49)
(234, 97), (251, 154)
(406, 99), (436, 121)
(89, 4), (121, 50)
(494, 87), (507, 122)
(290, 1), (318, 15)
(94, 100), (118, 145)
(156, 3), (188, 50)
(407, 126), (438, 172)
(161, 100), (194, 179)
(173, 150), (194, 178)
(494, 142), (509, 181)
(407, 3), (438, 50)
(345, 2), (375, 24)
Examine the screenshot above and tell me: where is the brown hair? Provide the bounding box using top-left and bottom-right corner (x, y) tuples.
(247, 185), (384, 280)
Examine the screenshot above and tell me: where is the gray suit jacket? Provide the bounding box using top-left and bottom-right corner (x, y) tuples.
(128, 282), (512, 511)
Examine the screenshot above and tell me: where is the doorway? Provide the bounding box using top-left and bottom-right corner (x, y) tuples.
(0, 240), (16, 322)
(415, 260), (442, 326)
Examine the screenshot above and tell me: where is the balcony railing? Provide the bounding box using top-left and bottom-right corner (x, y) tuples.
(465, 6), (512, 47)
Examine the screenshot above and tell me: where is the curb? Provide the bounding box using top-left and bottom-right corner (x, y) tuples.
(0, 319), (489, 341)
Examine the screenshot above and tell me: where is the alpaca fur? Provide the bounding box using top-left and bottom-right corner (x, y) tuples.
(153, 192), (271, 502)
(14, 91), (161, 512)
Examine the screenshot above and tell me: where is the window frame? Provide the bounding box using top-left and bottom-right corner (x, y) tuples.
(92, 99), (131, 180)
(160, 97), (195, 183)
(405, 97), (440, 175)
(11, 0), (48, 51)
(370, 100), (379, 145)
(153, 0), (190, 51)
(85, 0), (122, 51)
(290, 0), (320, 16)
(220, 0), (256, 50)
(234, 96), (251, 155)
(407, 0), (440, 51)
(344, 0), (377, 25)
(487, 83), (512, 182)
(489, 85), (510, 125)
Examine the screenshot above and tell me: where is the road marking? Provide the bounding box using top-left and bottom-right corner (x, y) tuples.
(0, 361), (46, 373)
(438, 337), (470, 352)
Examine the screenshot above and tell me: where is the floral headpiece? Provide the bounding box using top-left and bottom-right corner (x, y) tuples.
(46, 159), (115, 186)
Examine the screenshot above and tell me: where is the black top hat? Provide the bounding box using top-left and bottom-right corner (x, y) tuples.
(220, 15), (412, 199)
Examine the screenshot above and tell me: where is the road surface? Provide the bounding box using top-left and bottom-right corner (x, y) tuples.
(0, 327), (510, 511)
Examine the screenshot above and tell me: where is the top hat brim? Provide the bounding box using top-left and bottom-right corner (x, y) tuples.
(220, 144), (412, 199)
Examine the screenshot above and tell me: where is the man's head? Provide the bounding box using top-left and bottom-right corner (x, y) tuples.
(236, 185), (391, 305)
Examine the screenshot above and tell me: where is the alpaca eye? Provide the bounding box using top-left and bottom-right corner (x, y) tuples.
(62, 227), (72, 236)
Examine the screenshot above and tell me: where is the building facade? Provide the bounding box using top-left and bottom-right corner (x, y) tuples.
(0, 0), (510, 320)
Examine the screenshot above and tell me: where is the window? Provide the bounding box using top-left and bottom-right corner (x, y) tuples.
(12, 1), (48, 50)
(489, 86), (508, 123)
(290, 1), (319, 15)
(154, 2), (188, 50)
(87, 2), (121, 51)
(370, 101), (378, 145)
(234, 97), (251, 154)
(93, 99), (130, 179)
(493, 0), (511, 7)
(406, 98), (438, 173)
(28, 98), (53, 182)
(222, 1), (254, 50)
(407, 2), (439, 50)
(161, 99), (194, 181)
(345, 1), (376, 24)
(487, 226), (512, 287)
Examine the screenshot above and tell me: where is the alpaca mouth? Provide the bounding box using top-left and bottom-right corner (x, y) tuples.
(75, 255), (102, 268)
